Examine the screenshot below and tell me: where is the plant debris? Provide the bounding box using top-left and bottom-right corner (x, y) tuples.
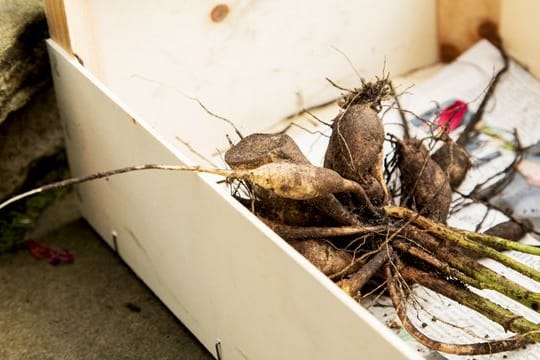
(23, 239), (74, 265)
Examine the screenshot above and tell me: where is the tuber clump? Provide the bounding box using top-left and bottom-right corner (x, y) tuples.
(3, 67), (538, 356)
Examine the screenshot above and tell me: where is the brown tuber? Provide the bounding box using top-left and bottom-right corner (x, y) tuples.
(234, 195), (331, 227)
(324, 104), (385, 180)
(324, 103), (388, 206)
(432, 138), (471, 189)
(225, 133), (363, 225)
(225, 133), (311, 169)
(288, 239), (354, 277)
(242, 162), (375, 210)
(396, 138), (452, 223)
(323, 78), (392, 207)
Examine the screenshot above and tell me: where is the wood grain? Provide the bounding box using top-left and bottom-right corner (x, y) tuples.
(437, 0), (501, 62)
(44, 0), (72, 53)
(501, 0), (540, 77)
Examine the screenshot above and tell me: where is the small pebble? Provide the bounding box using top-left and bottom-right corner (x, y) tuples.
(125, 302), (141, 313)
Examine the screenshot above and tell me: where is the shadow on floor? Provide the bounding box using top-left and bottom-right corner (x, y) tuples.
(0, 218), (213, 360)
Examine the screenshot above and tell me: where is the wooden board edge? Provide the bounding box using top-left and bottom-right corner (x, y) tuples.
(44, 0), (73, 54)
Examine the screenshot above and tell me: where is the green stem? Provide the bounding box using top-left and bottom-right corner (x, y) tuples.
(386, 206), (540, 283)
(401, 224), (540, 312)
(458, 229), (540, 256)
(400, 265), (540, 342)
(392, 238), (484, 289)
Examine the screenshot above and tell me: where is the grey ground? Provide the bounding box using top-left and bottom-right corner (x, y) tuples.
(0, 193), (213, 360)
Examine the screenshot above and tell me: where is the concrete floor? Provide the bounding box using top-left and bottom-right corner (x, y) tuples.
(0, 194), (213, 360)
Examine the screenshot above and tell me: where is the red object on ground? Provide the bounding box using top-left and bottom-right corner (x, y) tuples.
(438, 100), (468, 132)
(23, 239), (74, 265)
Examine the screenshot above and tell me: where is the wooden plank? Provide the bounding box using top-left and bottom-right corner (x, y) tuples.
(43, 0), (72, 53)
(500, 0), (540, 78)
(437, 0), (501, 62)
(47, 40), (421, 360)
(55, 1), (438, 161)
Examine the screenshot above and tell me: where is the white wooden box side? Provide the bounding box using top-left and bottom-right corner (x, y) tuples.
(47, 40), (421, 360)
(61, 0), (438, 160)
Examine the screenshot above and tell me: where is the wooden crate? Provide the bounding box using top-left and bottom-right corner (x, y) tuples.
(43, 1), (540, 358)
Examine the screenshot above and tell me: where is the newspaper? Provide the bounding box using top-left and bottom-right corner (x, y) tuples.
(290, 40), (540, 359)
